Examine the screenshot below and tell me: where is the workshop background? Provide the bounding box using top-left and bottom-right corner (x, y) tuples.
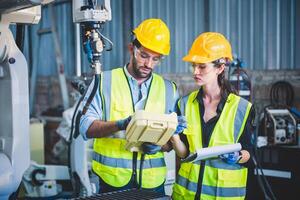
(16, 0), (300, 114)
(10, 0), (300, 199)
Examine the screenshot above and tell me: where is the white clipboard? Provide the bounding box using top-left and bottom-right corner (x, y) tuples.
(181, 143), (242, 163)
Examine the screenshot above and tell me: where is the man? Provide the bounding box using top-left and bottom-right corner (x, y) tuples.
(79, 18), (180, 194)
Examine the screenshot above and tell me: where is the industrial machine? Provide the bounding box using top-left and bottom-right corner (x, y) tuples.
(72, 0), (112, 74)
(22, 162), (71, 198)
(1, 1), (179, 199)
(70, 0), (112, 197)
(229, 57), (251, 101)
(0, 0), (111, 199)
(263, 108), (297, 145)
(0, 1), (52, 199)
(248, 145), (300, 200)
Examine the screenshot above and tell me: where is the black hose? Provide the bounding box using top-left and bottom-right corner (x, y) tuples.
(252, 156), (271, 200)
(31, 168), (46, 186)
(70, 75), (100, 140)
(250, 80), (294, 200)
(69, 100), (83, 142)
(82, 75), (100, 115)
(88, 0), (95, 8)
(269, 81), (294, 107)
(252, 107), (277, 200)
(68, 74), (99, 196)
(254, 154), (277, 200)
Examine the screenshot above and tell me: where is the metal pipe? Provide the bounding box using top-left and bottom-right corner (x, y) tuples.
(262, 0), (267, 69)
(49, 3), (69, 109)
(29, 25), (41, 115)
(290, 0), (295, 69)
(75, 23), (81, 77)
(250, 0), (254, 69)
(276, 0), (281, 70)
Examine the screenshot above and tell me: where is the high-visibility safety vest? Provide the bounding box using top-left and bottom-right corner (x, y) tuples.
(172, 91), (252, 200)
(92, 68), (177, 188)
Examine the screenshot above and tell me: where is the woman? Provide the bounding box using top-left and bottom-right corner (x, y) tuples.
(171, 32), (254, 200)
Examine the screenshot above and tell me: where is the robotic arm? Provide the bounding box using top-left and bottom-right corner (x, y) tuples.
(70, 0), (112, 196)
(0, 0), (112, 198)
(0, 26), (30, 198)
(73, 0), (112, 74)
(0, 1), (53, 199)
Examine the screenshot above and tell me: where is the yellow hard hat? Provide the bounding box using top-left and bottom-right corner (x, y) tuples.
(183, 32), (233, 63)
(133, 18), (170, 55)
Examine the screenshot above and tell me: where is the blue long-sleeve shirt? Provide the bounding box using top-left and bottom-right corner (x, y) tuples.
(79, 65), (179, 140)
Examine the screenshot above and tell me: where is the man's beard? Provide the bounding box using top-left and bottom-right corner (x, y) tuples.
(132, 57), (152, 79)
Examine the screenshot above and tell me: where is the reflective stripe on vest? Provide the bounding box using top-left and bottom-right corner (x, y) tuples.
(173, 91), (251, 200)
(93, 151), (166, 169)
(92, 68), (175, 188)
(176, 174), (246, 197)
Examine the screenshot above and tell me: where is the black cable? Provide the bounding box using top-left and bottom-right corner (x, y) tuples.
(88, 0), (95, 8)
(254, 153), (277, 200)
(69, 99), (83, 142)
(252, 146), (277, 200)
(252, 107), (277, 200)
(252, 156), (271, 200)
(67, 90), (86, 196)
(68, 74), (99, 196)
(132, 152), (138, 188)
(269, 81), (294, 107)
(82, 75), (99, 115)
(69, 74), (98, 146)
(31, 168), (46, 186)
(250, 81), (294, 200)
(228, 58), (252, 101)
(138, 154), (145, 189)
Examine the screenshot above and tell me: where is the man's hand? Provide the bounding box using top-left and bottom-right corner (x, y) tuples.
(142, 142), (161, 155)
(116, 116), (132, 130)
(174, 116), (187, 135)
(219, 151), (242, 164)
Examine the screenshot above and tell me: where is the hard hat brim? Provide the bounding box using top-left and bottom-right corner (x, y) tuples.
(182, 54), (233, 64)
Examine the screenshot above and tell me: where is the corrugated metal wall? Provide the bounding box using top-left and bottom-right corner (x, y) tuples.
(133, 0), (299, 73)
(23, 3), (75, 76)
(21, 1), (125, 76)
(20, 0), (299, 77)
(133, 0), (206, 74)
